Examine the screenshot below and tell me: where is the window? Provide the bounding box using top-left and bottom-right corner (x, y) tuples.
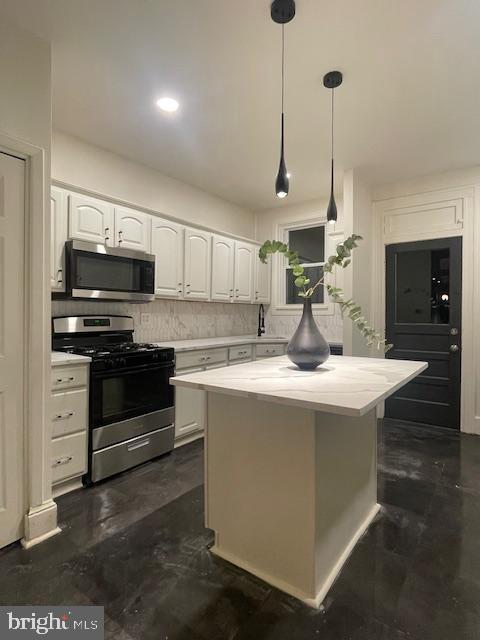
(284, 224), (326, 305)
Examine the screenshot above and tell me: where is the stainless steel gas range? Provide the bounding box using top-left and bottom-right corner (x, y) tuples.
(52, 315), (175, 483)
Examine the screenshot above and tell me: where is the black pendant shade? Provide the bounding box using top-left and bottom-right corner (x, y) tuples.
(276, 113), (289, 198)
(323, 70), (342, 224)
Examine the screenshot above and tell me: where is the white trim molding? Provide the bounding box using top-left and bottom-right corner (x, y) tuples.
(0, 130), (58, 546)
(373, 183), (477, 435)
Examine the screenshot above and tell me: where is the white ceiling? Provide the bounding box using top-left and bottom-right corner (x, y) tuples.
(2, 0), (480, 210)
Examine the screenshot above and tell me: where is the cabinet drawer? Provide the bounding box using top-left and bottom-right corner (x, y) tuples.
(256, 343), (286, 358)
(51, 365), (88, 391)
(176, 348), (228, 370)
(51, 388), (88, 438)
(229, 344), (253, 362)
(51, 432), (87, 484)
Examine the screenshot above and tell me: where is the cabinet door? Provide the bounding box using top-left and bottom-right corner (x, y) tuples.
(184, 227), (212, 300)
(151, 217), (184, 298)
(174, 367), (205, 439)
(211, 235), (235, 301)
(255, 257), (271, 304)
(233, 241), (254, 302)
(68, 194), (114, 246)
(115, 206), (151, 251)
(50, 188), (68, 291)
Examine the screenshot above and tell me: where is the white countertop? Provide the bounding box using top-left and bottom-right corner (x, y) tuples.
(170, 355), (427, 417)
(154, 335), (290, 352)
(51, 351), (92, 367)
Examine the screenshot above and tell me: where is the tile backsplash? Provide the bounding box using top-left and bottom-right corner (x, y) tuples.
(51, 299), (259, 343)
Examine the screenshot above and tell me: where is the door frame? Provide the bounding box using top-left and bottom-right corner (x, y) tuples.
(0, 130), (59, 547)
(372, 184), (477, 434)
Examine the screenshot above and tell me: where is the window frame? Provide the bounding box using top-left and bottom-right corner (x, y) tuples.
(271, 217), (341, 317)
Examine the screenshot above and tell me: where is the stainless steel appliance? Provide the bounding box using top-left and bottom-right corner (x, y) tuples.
(64, 240), (155, 302)
(52, 315), (175, 483)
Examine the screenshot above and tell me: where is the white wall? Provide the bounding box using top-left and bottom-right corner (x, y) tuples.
(52, 130), (255, 238)
(0, 15), (55, 542)
(342, 170), (374, 356)
(254, 198), (344, 343)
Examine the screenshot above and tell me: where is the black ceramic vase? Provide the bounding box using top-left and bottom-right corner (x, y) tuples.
(287, 298), (330, 370)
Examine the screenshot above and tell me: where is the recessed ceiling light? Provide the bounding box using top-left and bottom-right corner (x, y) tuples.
(156, 97), (179, 113)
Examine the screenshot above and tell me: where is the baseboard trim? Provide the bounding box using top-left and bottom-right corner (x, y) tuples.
(21, 499), (60, 549)
(174, 431), (204, 448)
(211, 502), (380, 609)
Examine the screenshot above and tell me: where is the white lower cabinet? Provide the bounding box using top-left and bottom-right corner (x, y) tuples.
(50, 363), (89, 495)
(255, 343), (286, 359)
(174, 348), (229, 444)
(174, 367), (206, 441)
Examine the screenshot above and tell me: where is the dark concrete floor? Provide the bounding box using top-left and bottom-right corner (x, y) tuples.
(1, 419), (479, 639)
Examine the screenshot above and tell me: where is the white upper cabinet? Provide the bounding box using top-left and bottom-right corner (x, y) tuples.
(211, 235), (235, 302)
(151, 217), (184, 298)
(68, 194), (114, 246)
(184, 227), (212, 300)
(233, 241), (254, 302)
(115, 207), (151, 252)
(255, 257), (271, 304)
(51, 187), (68, 292)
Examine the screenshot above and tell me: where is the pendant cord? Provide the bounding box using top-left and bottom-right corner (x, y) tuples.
(330, 87), (334, 191)
(281, 24), (285, 115)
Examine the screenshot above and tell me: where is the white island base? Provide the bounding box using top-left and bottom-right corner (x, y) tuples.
(171, 355), (427, 607)
(205, 393), (378, 607)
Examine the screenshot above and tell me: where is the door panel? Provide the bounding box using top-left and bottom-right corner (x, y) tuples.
(151, 218), (184, 298)
(174, 367), (205, 439)
(211, 235), (234, 301)
(184, 228), (211, 300)
(0, 152), (25, 547)
(115, 207), (150, 251)
(234, 241), (254, 302)
(69, 194), (114, 246)
(50, 188), (68, 291)
(385, 237), (462, 429)
(255, 257), (270, 303)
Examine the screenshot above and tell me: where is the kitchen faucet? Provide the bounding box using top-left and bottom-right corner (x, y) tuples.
(258, 304), (265, 337)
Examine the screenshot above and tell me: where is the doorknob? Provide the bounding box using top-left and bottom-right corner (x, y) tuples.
(450, 344), (459, 353)
(450, 328), (458, 336)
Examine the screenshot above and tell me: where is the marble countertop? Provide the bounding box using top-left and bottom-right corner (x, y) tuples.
(154, 335), (290, 352)
(155, 335), (343, 352)
(170, 355), (427, 417)
(51, 351), (92, 367)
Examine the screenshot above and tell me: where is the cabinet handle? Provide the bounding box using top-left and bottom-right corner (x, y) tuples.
(53, 411), (74, 421)
(55, 376), (75, 384)
(52, 455), (73, 467)
(104, 227), (110, 241)
(118, 230), (123, 243)
(238, 351), (247, 356)
(56, 269), (63, 284)
(186, 291), (191, 295)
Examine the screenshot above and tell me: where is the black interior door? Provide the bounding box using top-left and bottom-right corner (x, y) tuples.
(385, 237), (462, 430)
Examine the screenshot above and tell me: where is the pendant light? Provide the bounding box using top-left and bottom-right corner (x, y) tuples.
(323, 70), (343, 223)
(271, 0), (295, 199)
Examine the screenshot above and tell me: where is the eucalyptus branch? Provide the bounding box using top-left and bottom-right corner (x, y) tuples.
(258, 234), (392, 353)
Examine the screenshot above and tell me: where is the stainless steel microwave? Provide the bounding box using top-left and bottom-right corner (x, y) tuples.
(64, 240), (155, 302)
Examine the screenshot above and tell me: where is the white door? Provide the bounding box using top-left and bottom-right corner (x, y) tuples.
(174, 368), (205, 439)
(68, 193), (114, 246)
(0, 152), (25, 548)
(50, 188), (68, 292)
(151, 218), (184, 298)
(211, 235), (235, 301)
(255, 258), (271, 304)
(234, 241), (254, 302)
(184, 228), (211, 300)
(115, 207), (151, 251)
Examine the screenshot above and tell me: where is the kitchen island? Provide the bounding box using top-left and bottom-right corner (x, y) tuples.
(170, 355), (427, 607)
